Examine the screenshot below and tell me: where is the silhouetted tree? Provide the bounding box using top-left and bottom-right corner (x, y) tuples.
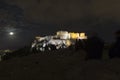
(109, 30), (120, 58)
(85, 33), (104, 60)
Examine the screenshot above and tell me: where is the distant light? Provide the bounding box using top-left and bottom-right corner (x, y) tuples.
(79, 33), (87, 39)
(9, 32), (14, 35)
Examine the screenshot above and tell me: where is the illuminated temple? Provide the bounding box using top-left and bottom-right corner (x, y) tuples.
(56, 31), (87, 40)
(31, 31), (87, 52)
(35, 31), (87, 40)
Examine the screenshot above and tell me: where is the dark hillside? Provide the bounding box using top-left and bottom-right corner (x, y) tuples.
(0, 49), (120, 80)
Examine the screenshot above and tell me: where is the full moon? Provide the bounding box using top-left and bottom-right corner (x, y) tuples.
(9, 32), (14, 35)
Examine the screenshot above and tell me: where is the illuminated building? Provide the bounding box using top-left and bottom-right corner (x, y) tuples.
(31, 31), (87, 52)
(56, 31), (70, 39)
(79, 33), (87, 39)
(69, 32), (79, 39)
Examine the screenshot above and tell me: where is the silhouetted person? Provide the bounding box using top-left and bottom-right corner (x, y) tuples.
(109, 30), (120, 58)
(85, 33), (104, 60)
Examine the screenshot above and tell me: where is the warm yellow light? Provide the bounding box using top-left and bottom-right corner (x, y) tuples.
(57, 31), (68, 36)
(79, 33), (87, 39)
(80, 33), (85, 37)
(56, 31), (70, 39)
(69, 32), (79, 39)
(65, 40), (71, 46)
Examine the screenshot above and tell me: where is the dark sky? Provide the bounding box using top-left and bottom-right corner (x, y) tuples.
(0, 0), (120, 49)
(4, 0), (120, 23)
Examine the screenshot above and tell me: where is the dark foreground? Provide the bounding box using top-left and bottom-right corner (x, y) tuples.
(0, 49), (120, 80)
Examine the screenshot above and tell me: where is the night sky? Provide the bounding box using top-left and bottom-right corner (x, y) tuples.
(0, 0), (120, 49)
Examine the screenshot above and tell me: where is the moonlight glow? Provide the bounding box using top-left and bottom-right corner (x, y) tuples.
(9, 32), (14, 35)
